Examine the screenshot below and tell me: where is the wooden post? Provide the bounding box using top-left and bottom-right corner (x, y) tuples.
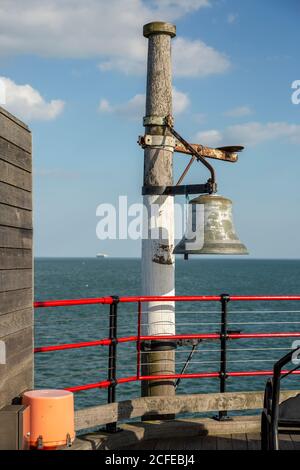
(0, 106), (33, 409)
(141, 22), (176, 401)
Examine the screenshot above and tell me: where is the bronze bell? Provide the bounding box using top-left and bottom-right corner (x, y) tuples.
(174, 194), (248, 256)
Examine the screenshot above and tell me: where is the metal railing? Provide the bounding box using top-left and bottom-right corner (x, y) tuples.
(34, 294), (300, 429)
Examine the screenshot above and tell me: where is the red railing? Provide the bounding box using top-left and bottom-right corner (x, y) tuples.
(34, 294), (300, 392)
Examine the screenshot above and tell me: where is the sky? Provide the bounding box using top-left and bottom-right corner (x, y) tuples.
(0, 0), (299, 258)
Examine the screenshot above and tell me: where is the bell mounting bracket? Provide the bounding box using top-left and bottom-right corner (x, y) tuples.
(140, 114), (244, 197)
(142, 182), (215, 196)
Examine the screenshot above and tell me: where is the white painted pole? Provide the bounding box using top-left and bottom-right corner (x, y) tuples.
(141, 22), (176, 400)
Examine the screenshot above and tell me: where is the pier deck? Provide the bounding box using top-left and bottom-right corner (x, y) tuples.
(124, 433), (300, 451)
(71, 391), (300, 451)
(72, 416), (266, 450)
(72, 415), (300, 450)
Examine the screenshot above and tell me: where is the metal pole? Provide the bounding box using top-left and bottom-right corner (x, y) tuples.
(106, 296), (119, 433)
(217, 293), (231, 421)
(141, 21), (176, 403)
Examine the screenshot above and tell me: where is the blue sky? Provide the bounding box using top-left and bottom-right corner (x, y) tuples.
(1, 0), (299, 258)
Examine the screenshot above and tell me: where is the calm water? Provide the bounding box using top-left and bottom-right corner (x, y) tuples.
(34, 258), (300, 411)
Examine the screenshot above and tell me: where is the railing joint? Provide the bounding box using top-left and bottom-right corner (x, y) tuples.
(220, 293), (230, 303)
(111, 295), (120, 304)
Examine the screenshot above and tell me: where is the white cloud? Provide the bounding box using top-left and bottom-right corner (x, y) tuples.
(99, 94), (145, 120)
(173, 38), (230, 77)
(172, 88), (190, 114)
(224, 106), (253, 118)
(195, 129), (223, 147)
(98, 99), (112, 113)
(99, 87), (190, 120)
(0, 76), (65, 121)
(227, 13), (238, 24)
(195, 122), (300, 147)
(98, 36), (230, 77)
(0, 1), (230, 77)
(151, 0), (211, 19)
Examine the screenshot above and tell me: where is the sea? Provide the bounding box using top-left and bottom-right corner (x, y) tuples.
(34, 258), (300, 412)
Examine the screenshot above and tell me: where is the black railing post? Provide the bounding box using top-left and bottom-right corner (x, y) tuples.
(216, 293), (231, 421)
(106, 295), (119, 433)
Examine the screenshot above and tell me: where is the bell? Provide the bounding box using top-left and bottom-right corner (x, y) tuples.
(174, 194), (248, 256)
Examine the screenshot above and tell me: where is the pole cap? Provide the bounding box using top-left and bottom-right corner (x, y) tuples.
(143, 22), (176, 38)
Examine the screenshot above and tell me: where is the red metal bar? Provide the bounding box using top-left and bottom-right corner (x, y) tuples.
(229, 332), (300, 339)
(230, 296), (300, 302)
(35, 331), (300, 353)
(34, 338), (112, 353)
(34, 297), (113, 308)
(117, 295), (221, 303)
(66, 376), (137, 392)
(227, 370), (300, 377)
(34, 336), (138, 353)
(33, 293), (300, 396)
(117, 335), (138, 344)
(34, 295), (300, 308)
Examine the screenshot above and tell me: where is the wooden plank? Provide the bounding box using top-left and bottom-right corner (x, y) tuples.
(0, 182), (31, 210)
(0, 109), (31, 153)
(279, 433), (295, 450)
(232, 433), (248, 450)
(0, 204), (32, 229)
(75, 390), (300, 430)
(0, 108), (33, 410)
(246, 433), (261, 450)
(0, 159), (31, 190)
(0, 137), (31, 172)
(0, 226), (32, 249)
(217, 434), (233, 450)
(72, 416), (261, 450)
(0, 308), (33, 337)
(0, 269), (32, 292)
(0, 327), (33, 405)
(199, 436), (217, 450)
(0, 326), (33, 365)
(290, 433), (300, 450)
(0, 248), (32, 269)
(0, 289), (32, 316)
(0, 363), (33, 409)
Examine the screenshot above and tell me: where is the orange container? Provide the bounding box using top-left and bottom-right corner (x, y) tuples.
(22, 389), (75, 449)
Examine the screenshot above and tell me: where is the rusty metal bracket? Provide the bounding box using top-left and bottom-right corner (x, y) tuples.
(165, 119), (217, 189)
(140, 114), (244, 190)
(175, 142), (242, 163)
(138, 134), (176, 151)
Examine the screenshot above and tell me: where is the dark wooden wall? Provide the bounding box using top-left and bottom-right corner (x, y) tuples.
(0, 106), (33, 408)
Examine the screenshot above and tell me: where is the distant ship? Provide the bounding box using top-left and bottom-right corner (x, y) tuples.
(96, 253), (108, 258)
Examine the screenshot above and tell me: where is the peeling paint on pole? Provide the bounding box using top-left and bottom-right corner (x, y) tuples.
(141, 22), (176, 402)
